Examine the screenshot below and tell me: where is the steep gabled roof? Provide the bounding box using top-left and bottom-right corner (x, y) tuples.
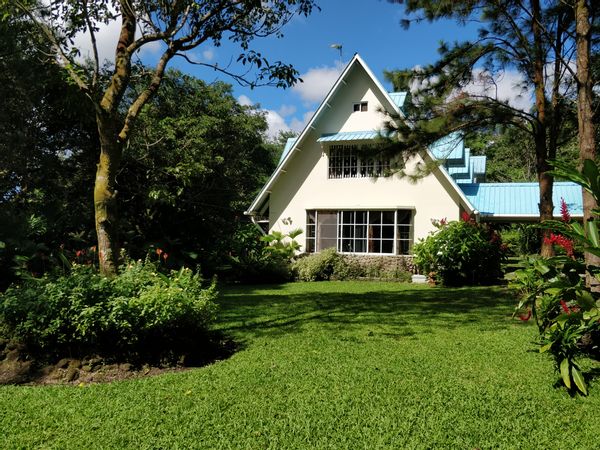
(246, 54), (476, 215)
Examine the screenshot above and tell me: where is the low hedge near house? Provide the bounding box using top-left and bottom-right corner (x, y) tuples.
(292, 249), (413, 282)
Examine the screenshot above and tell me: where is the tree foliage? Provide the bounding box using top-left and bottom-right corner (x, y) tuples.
(6, 0), (319, 275)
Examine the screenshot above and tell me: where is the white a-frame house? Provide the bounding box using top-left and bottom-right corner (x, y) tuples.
(246, 54), (582, 256)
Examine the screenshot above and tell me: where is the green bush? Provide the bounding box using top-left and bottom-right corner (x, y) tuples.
(227, 225), (301, 283)
(293, 248), (344, 281)
(509, 159), (600, 395)
(0, 260), (217, 360)
(500, 224), (540, 256)
(414, 217), (506, 286)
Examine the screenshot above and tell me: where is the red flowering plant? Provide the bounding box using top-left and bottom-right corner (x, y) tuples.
(510, 160), (600, 395)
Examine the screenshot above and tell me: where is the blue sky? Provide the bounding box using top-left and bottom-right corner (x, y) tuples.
(162, 0), (483, 138)
(81, 1), (524, 139)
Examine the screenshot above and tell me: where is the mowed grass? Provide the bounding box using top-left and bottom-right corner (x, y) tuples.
(2, 281), (600, 449)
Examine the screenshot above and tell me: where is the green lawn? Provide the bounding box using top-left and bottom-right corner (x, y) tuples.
(2, 281), (600, 449)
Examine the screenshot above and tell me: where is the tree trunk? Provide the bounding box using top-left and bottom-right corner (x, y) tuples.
(95, 113), (123, 277)
(531, 0), (554, 257)
(575, 0), (599, 288)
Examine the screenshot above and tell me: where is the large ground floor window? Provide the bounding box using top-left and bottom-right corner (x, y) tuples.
(306, 209), (413, 255)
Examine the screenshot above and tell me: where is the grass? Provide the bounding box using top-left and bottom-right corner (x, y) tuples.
(2, 281), (600, 449)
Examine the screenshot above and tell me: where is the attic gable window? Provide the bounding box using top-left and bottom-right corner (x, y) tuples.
(353, 101), (368, 112)
(328, 145), (390, 179)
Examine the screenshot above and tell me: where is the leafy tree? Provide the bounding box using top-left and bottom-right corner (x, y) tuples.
(119, 69), (276, 270)
(0, 14), (97, 288)
(386, 0), (580, 256)
(9, 0), (319, 276)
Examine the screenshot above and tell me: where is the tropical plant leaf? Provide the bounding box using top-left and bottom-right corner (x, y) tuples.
(560, 358), (571, 390)
(571, 365), (588, 395)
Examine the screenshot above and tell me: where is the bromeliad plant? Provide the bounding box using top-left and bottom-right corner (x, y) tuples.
(512, 159), (600, 395)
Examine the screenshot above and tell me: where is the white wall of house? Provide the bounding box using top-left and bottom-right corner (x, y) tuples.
(266, 63), (464, 252)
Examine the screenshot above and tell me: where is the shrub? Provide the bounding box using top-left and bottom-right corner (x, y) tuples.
(0, 260), (217, 361)
(292, 248), (344, 281)
(414, 216), (506, 286)
(227, 225), (301, 283)
(510, 159), (600, 395)
(500, 224), (540, 256)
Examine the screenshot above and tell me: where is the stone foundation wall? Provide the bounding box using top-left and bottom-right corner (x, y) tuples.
(341, 254), (417, 275)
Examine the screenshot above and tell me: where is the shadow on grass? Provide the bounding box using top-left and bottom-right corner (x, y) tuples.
(216, 284), (521, 340)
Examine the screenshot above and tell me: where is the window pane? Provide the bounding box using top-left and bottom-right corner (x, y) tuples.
(371, 225), (381, 239)
(342, 239), (353, 252)
(369, 240), (381, 253)
(353, 103), (360, 112)
(355, 239), (367, 253)
(307, 225), (315, 238)
(361, 102), (368, 112)
(356, 211), (367, 224)
(342, 211), (354, 223)
(342, 225), (354, 238)
(381, 240), (394, 254)
(307, 239), (315, 253)
(397, 210), (411, 224)
(382, 211), (395, 224)
(397, 240), (411, 255)
(369, 211), (382, 225)
(307, 210), (316, 224)
(317, 211), (337, 251)
(355, 224), (367, 239)
(382, 225), (394, 239)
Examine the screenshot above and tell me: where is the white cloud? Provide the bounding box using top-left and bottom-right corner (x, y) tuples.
(292, 62), (344, 104)
(237, 95), (254, 107)
(264, 110), (290, 139)
(72, 15), (121, 64)
(461, 68), (533, 112)
(278, 104), (297, 117)
(202, 48), (215, 61)
(238, 95), (313, 139)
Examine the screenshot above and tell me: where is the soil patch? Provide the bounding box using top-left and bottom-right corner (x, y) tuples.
(0, 335), (237, 385)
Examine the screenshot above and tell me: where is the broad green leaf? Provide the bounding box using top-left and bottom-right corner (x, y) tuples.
(572, 365), (588, 395)
(585, 221), (600, 248)
(576, 291), (595, 310)
(539, 342), (553, 353)
(560, 359), (571, 389)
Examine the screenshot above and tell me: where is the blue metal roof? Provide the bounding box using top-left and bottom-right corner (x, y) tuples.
(278, 137), (298, 165)
(388, 92), (408, 111)
(317, 130), (390, 142)
(459, 182), (583, 218)
(429, 132), (465, 165)
(447, 148), (471, 178)
(471, 155), (486, 175)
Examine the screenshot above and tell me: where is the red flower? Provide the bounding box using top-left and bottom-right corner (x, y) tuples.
(544, 233), (574, 257)
(560, 300), (571, 315)
(75, 250), (85, 258)
(440, 217), (447, 226)
(560, 198), (571, 223)
(461, 211), (471, 222)
(156, 248), (163, 256)
(519, 309), (532, 321)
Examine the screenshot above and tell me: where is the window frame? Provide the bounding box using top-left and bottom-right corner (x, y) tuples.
(353, 101), (368, 112)
(328, 144), (390, 179)
(305, 209), (413, 256)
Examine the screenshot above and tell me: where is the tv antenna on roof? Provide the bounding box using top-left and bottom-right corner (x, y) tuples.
(330, 43), (343, 62)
